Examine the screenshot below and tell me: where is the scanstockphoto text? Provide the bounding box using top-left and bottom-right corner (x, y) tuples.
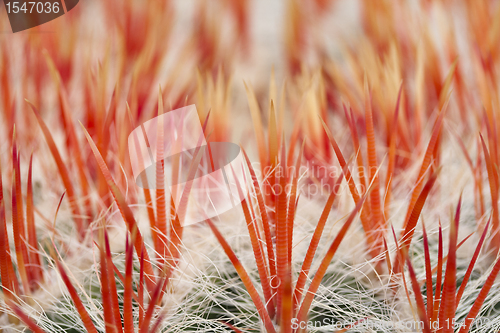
(249, 161), (371, 197)
(290, 317), (494, 331)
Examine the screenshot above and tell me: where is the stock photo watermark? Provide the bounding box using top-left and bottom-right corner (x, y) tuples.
(128, 105), (376, 227)
(249, 161), (371, 197)
(128, 105), (248, 227)
(290, 317), (496, 331)
(2, 0), (78, 32)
